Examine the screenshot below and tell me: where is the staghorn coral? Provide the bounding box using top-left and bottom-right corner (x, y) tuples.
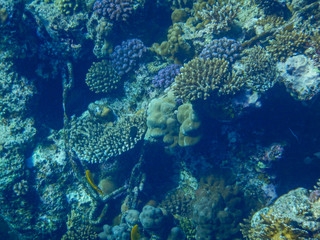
(172, 57), (243, 102)
(199, 37), (242, 63)
(266, 29), (309, 62)
(93, 0), (133, 21)
(242, 46), (277, 93)
(69, 111), (146, 163)
(85, 60), (121, 94)
(194, 0), (240, 34)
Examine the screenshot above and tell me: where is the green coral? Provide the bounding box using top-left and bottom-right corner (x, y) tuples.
(56, 0), (83, 15)
(173, 57), (243, 102)
(242, 46), (277, 93)
(85, 60), (121, 94)
(266, 29), (309, 62)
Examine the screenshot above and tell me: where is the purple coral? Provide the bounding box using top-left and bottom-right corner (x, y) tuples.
(199, 37), (242, 63)
(110, 38), (147, 76)
(152, 64), (181, 89)
(93, 0), (133, 21)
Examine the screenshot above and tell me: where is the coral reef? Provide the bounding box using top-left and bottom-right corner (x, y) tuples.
(93, 0), (133, 21)
(173, 57), (243, 102)
(69, 109), (146, 163)
(98, 223), (130, 240)
(194, 0), (240, 34)
(61, 225), (99, 240)
(277, 54), (320, 101)
(199, 37), (242, 63)
(242, 188), (320, 239)
(151, 22), (194, 63)
(145, 91), (202, 147)
(85, 60), (121, 94)
(152, 64), (181, 89)
(160, 189), (192, 217)
(110, 38), (147, 76)
(177, 103), (202, 147)
(267, 29), (309, 62)
(242, 46), (278, 93)
(13, 180), (29, 196)
(56, 0), (83, 15)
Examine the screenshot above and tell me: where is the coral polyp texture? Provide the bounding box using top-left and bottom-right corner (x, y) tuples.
(93, 0), (133, 21)
(199, 37), (242, 63)
(242, 46), (277, 93)
(152, 64), (181, 89)
(85, 60), (121, 94)
(173, 57), (243, 102)
(69, 111), (146, 163)
(110, 38), (147, 76)
(242, 188), (320, 239)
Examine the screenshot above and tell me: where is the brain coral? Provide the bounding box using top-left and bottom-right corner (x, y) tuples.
(69, 111), (146, 163)
(85, 60), (121, 94)
(93, 0), (133, 21)
(173, 57), (243, 102)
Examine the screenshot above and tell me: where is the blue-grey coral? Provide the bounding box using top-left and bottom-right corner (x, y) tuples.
(199, 37), (242, 63)
(93, 0), (133, 21)
(111, 38), (147, 76)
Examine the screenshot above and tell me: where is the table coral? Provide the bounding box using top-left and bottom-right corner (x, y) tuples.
(85, 60), (121, 94)
(69, 110), (146, 163)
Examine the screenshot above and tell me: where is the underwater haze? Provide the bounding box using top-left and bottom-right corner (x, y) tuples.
(1, 0), (320, 239)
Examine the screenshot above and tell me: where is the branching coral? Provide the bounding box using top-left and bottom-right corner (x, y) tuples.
(194, 0), (240, 34)
(242, 46), (277, 93)
(85, 60), (121, 94)
(173, 57), (243, 102)
(266, 29), (309, 62)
